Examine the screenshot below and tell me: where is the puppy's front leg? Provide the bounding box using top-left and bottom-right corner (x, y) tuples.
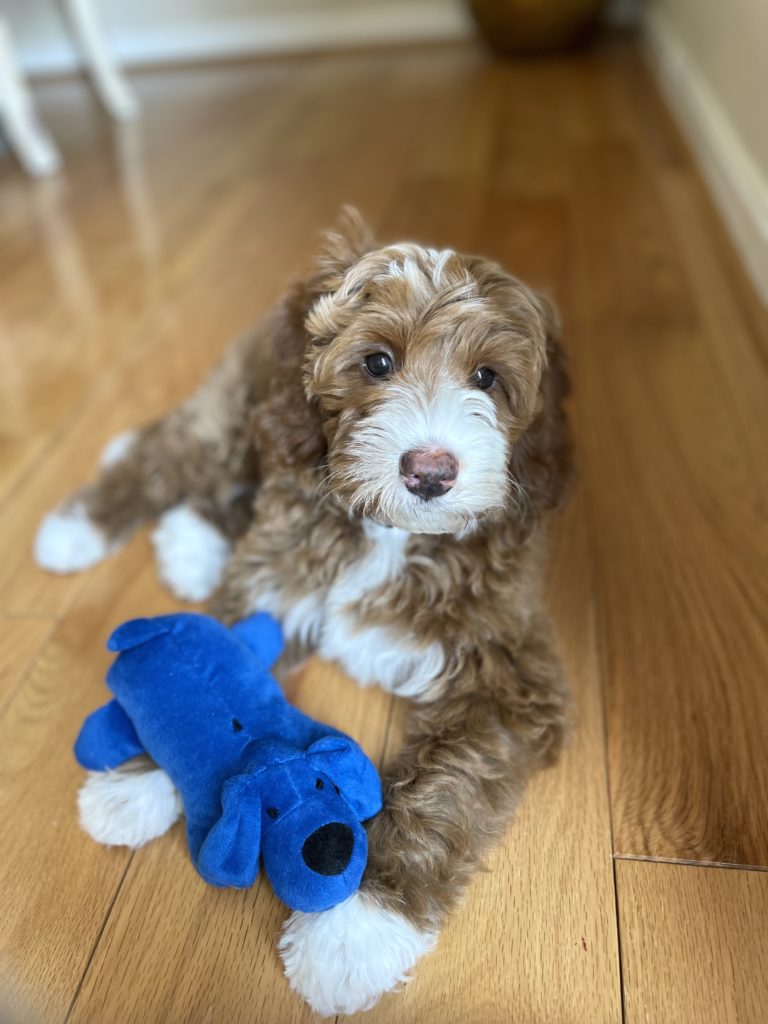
(279, 622), (569, 1015)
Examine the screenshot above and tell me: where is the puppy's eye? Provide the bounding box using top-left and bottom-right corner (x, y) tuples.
(473, 367), (496, 390)
(266, 807), (279, 820)
(364, 352), (393, 378)
(315, 778), (324, 790)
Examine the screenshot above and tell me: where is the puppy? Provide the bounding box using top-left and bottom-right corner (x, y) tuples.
(37, 209), (572, 1015)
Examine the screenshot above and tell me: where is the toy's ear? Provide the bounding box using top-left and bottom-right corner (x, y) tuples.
(108, 618), (173, 653)
(196, 775), (262, 888)
(307, 736), (382, 821)
(230, 613), (284, 670)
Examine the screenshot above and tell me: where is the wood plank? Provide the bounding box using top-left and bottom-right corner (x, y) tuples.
(0, 618), (55, 708)
(356, 494), (621, 1024)
(0, 545), (181, 1024)
(0, 60), (345, 503)
(617, 859), (768, 1024)
(568, 52), (768, 865)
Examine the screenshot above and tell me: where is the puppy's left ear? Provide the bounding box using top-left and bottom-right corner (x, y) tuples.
(509, 295), (573, 528)
(307, 736), (383, 821)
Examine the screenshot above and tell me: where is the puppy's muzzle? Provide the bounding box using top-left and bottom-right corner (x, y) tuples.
(301, 821), (354, 876)
(400, 448), (458, 501)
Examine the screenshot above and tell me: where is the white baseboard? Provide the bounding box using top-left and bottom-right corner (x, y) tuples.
(643, 10), (768, 305)
(18, 3), (473, 77)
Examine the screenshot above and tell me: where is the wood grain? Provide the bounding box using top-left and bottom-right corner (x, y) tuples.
(567, 52), (768, 866)
(0, 34), (765, 1024)
(617, 859), (768, 1024)
(0, 548), (179, 1023)
(0, 618), (55, 708)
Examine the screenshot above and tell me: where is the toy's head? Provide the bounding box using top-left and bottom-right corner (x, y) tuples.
(196, 735), (381, 912)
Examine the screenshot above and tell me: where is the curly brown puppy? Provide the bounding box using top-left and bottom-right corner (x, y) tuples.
(37, 209), (572, 1015)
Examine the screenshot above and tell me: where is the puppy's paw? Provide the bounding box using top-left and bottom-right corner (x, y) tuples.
(151, 504), (230, 602)
(278, 891), (436, 1016)
(78, 768), (182, 848)
(34, 503), (111, 573)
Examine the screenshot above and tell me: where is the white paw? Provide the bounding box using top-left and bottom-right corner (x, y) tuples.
(278, 891), (436, 1016)
(99, 429), (137, 468)
(34, 503), (111, 573)
(151, 504), (230, 602)
(78, 768), (182, 848)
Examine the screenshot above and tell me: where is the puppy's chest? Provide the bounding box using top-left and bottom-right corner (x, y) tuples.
(325, 521), (409, 619)
(282, 521), (445, 700)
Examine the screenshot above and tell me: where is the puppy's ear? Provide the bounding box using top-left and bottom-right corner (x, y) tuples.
(312, 205), (375, 292)
(252, 208), (375, 471)
(508, 295), (573, 528)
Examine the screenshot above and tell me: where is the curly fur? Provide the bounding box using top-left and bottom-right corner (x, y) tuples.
(40, 207), (573, 1012)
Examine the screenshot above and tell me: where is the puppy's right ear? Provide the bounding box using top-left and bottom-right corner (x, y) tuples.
(312, 205), (375, 292)
(253, 208), (375, 470)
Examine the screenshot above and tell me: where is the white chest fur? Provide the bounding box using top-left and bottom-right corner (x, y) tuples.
(259, 520), (445, 700)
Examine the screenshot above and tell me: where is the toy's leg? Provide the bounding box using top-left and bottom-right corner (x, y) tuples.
(75, 698), (145, 770)
(279, 620), (569, 1016)
(35, 333), (268, 597)
(78, 756), (182, 848)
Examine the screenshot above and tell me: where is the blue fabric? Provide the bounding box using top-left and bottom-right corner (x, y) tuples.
(75, 612), (382, 912)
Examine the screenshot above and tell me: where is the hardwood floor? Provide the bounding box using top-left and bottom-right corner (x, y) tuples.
(0, 37), (766, 1024)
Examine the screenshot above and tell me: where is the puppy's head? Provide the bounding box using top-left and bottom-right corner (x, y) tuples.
(260, 211), (571, 536)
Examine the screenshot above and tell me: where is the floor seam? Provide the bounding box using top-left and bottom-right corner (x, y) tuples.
(581, 477), (627, 1024)
(63, 852), (135, 1023)
(614, 853), (768, 874)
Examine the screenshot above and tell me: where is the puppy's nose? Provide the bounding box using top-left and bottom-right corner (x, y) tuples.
(302, 822), (354, 876)
(399, 449), (458, 501)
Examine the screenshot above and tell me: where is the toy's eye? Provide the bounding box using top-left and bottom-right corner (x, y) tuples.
(231, 719), (243, 732)
(315, 778), (324, 790)
(333, 784), (340, 795)
(266, 807), (279, 820)
(472, 366), (496, 390)
(364, 352), (393, 378)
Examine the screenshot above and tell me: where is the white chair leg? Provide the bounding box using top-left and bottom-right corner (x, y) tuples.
(61, 0), (140, 121)
(0, 19), (61, 177)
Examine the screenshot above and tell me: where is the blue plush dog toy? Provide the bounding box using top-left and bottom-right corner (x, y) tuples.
(74, 612), (382, 913)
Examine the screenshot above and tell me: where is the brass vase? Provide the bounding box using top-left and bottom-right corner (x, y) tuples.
(468, 0), (609, 55)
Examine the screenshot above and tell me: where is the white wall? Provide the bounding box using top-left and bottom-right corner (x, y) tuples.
(5, 0), (470, 74)
(8, 0), (639, 75)
(644, 0), (768, 303)
(648, 0), (768, 175)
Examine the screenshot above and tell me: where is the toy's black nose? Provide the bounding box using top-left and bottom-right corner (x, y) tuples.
(302, 822), (354, 876)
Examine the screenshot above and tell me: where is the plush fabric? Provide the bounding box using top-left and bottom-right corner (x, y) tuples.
(75, 612), (382, 912)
